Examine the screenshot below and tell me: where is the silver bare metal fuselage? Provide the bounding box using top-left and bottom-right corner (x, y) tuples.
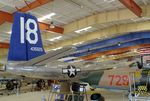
(6, 65), (68, 80)
(5, 65), (89, 80)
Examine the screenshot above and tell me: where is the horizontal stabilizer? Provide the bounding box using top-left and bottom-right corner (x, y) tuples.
(16, 46), (76, 66)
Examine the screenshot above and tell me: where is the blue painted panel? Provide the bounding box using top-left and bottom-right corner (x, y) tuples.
(77, 31), (150, 51)
(70, 38), (150, 57)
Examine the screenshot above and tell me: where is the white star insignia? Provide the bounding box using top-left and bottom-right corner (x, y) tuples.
(68, 66), (76, 76)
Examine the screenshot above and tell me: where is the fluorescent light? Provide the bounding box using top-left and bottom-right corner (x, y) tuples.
(132, 49), (138, 53)
(131, 17), (147, 22)
(104, 35), (108, 38)
(52, 47), (62, 51)
(75, 26), (92, 33)
(73, 41), (84, 45)
(131, 18), (138, 22)
(104, 0), (115, 3)
(101, 55), (106, 58)
(38, 12), (56, 22)
(48, 36), (62, 41)
(113, 67), (117, 69)
(7, 31), (11, 34)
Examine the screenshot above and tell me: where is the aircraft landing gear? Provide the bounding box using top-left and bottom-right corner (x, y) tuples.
(90, 93), (105, 101)
(36, 79), (46, 91)
(6, 80), (14, 91)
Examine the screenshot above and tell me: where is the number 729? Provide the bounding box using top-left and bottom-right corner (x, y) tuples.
(108, 75), (129, 86)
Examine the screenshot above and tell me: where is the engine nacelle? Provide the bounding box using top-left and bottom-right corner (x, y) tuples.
(137, 55), (150, 69)
(5, 79), (21, 91)
(6, 80), (15, 90)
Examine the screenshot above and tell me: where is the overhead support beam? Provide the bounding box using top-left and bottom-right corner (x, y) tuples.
(0, 42), (9, 49)
(0, 0), (64, 34)
(18, 0), (54, 12)
(0, 11), (13, 25)
(119, 0), (142, 17)
(0, 11), (63, 34)
(39, 22), (64, 34)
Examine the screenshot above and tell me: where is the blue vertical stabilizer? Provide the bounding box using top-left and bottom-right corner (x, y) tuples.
(8, 12), (45, 61)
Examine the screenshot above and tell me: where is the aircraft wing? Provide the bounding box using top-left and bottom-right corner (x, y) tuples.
(16, 46), (76, 66)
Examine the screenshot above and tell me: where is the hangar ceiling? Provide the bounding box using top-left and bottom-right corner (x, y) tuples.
(0, 0), (150, 64)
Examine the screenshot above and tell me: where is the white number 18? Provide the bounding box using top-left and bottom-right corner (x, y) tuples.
(20, 17), (38, 44)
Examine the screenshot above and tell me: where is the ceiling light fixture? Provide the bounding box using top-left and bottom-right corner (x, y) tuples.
(104, 35), (108, 38)
(130, 17), (148, 22)
(113, 67), (117, 69)
(48, 36), (62, 41)
(38, 12), (56, 22)
(101, 55), (106, 58)
(7, 31), (11, 34)
(52, 47), (62, 51)
(110, 55), (114, 57)
(75, 26), (92, 33)
(49, 21), (55, 29)
(132, 49), (138, 53)
(104, 0), (115, 3)
(73, 41), (84, 45)
(118, 42), (121, 46)
(131, 18), (138, 22)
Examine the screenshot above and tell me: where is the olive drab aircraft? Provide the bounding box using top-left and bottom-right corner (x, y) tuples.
(1, 12), (150, 93)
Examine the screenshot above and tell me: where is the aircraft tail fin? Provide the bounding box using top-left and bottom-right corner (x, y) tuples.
(8, 12), (45, 61)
